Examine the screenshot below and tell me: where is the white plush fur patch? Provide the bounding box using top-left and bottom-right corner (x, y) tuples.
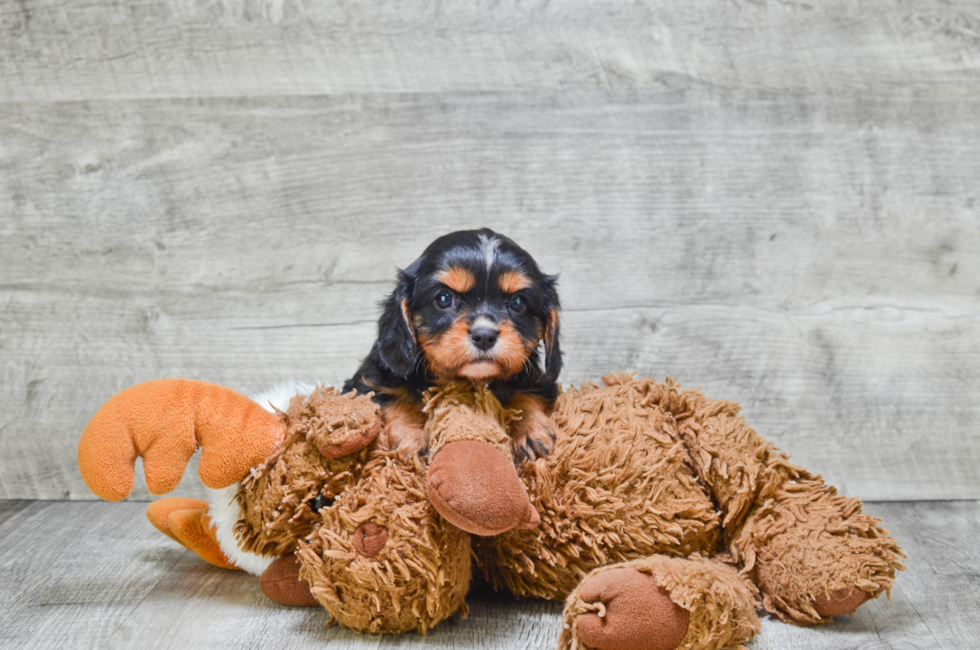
(251, 380), (318, 416)
(206, 379), (318, 575)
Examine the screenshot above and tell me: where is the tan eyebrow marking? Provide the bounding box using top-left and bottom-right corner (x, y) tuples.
(436, 266), (476, 293)
(498, 270), (531, 294)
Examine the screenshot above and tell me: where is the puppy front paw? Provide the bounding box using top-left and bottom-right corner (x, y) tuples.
(509, 411), (557, 461)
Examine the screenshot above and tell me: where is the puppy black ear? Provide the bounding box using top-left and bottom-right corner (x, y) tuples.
(541, 274), (562, 382)
(375, 267), (418, 379)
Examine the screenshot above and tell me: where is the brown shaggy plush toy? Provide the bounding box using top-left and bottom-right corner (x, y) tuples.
(78, 374), (904, 650)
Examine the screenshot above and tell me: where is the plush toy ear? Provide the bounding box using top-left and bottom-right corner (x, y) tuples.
(541, 274), (562, 382)
(376, 266), (419, 379)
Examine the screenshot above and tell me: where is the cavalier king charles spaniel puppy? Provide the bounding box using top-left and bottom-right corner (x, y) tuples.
(343, 229), (561, 460)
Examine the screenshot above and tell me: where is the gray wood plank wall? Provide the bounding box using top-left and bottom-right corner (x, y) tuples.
(1, 0), (978, 502)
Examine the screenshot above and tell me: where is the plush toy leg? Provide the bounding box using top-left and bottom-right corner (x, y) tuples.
(260, 554), (319, 607)
(560, 555), (759, 650)
(145, 497), (239, 570)
(423, 382), (539, 536)
(730, 478), (905, 624)
(427, 440), (539, 535)
(298, 451), (473, 635)
(663, 376), (904, 623)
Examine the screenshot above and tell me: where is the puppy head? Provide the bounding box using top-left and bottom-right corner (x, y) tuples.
(375, 229), (560, 383)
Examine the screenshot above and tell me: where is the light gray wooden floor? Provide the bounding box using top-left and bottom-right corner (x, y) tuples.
(1, 499), (974, 650)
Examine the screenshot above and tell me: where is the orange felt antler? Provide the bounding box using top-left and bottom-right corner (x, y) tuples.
(78, 379), (287, 501)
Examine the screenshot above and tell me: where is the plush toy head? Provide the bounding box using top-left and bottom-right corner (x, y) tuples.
(238, 385), (472, 634)
(241, 380), (540, 633)
(234, 387), (382, 558)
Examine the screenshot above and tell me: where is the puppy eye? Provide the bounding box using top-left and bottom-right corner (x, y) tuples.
(509, 295), (526, 314)
(434, 291), (455, 310)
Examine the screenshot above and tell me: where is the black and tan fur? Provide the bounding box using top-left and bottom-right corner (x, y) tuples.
(343, 229), (561, 459)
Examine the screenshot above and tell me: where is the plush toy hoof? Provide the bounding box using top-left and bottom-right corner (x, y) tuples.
(812, 587), (870, 617)
(261, 554), (319, 607)
(575, 568), (690, 650)
(427, 440), (539, 536)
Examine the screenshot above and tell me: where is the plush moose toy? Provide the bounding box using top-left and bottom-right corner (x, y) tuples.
(78, 374), (903, 650)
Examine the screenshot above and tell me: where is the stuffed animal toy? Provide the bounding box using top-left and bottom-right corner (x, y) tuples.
(77, 373), (904, 650)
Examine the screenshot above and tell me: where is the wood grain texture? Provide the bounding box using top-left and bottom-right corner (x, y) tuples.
(0, 499), (975, 649)
(2, 0), (980, 102)
(0, 501), (190, 650)
(2, 85), (978, 501)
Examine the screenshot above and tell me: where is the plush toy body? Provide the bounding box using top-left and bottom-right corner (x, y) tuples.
(78, 374), (903, 650)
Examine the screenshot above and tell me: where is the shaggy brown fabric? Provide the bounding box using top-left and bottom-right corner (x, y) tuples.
(670, 389), (791, 533)
(232, 385), (470, 633)
(729, 477), (905, 624)
(667, 376), (905, 624)
(297, 449), (471, 634)
(562, 555), (760, 650)
(423, 381), (518, 461)
(423, 381), (539, 535)
(473, 375), (721, 601)
(303, 387), (383, 458)
(468, 373), (902, 647)
(234, 388), (377, 557)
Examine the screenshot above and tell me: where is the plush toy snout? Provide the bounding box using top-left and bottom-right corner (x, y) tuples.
(352, 522), (388, 557)
(296, 450), (472, 634)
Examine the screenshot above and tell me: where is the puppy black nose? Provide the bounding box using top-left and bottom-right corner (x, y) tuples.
(469, 327), (499, 351)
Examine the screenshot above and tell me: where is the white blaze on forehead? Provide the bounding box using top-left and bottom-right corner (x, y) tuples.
(478, 233), (500, 272)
